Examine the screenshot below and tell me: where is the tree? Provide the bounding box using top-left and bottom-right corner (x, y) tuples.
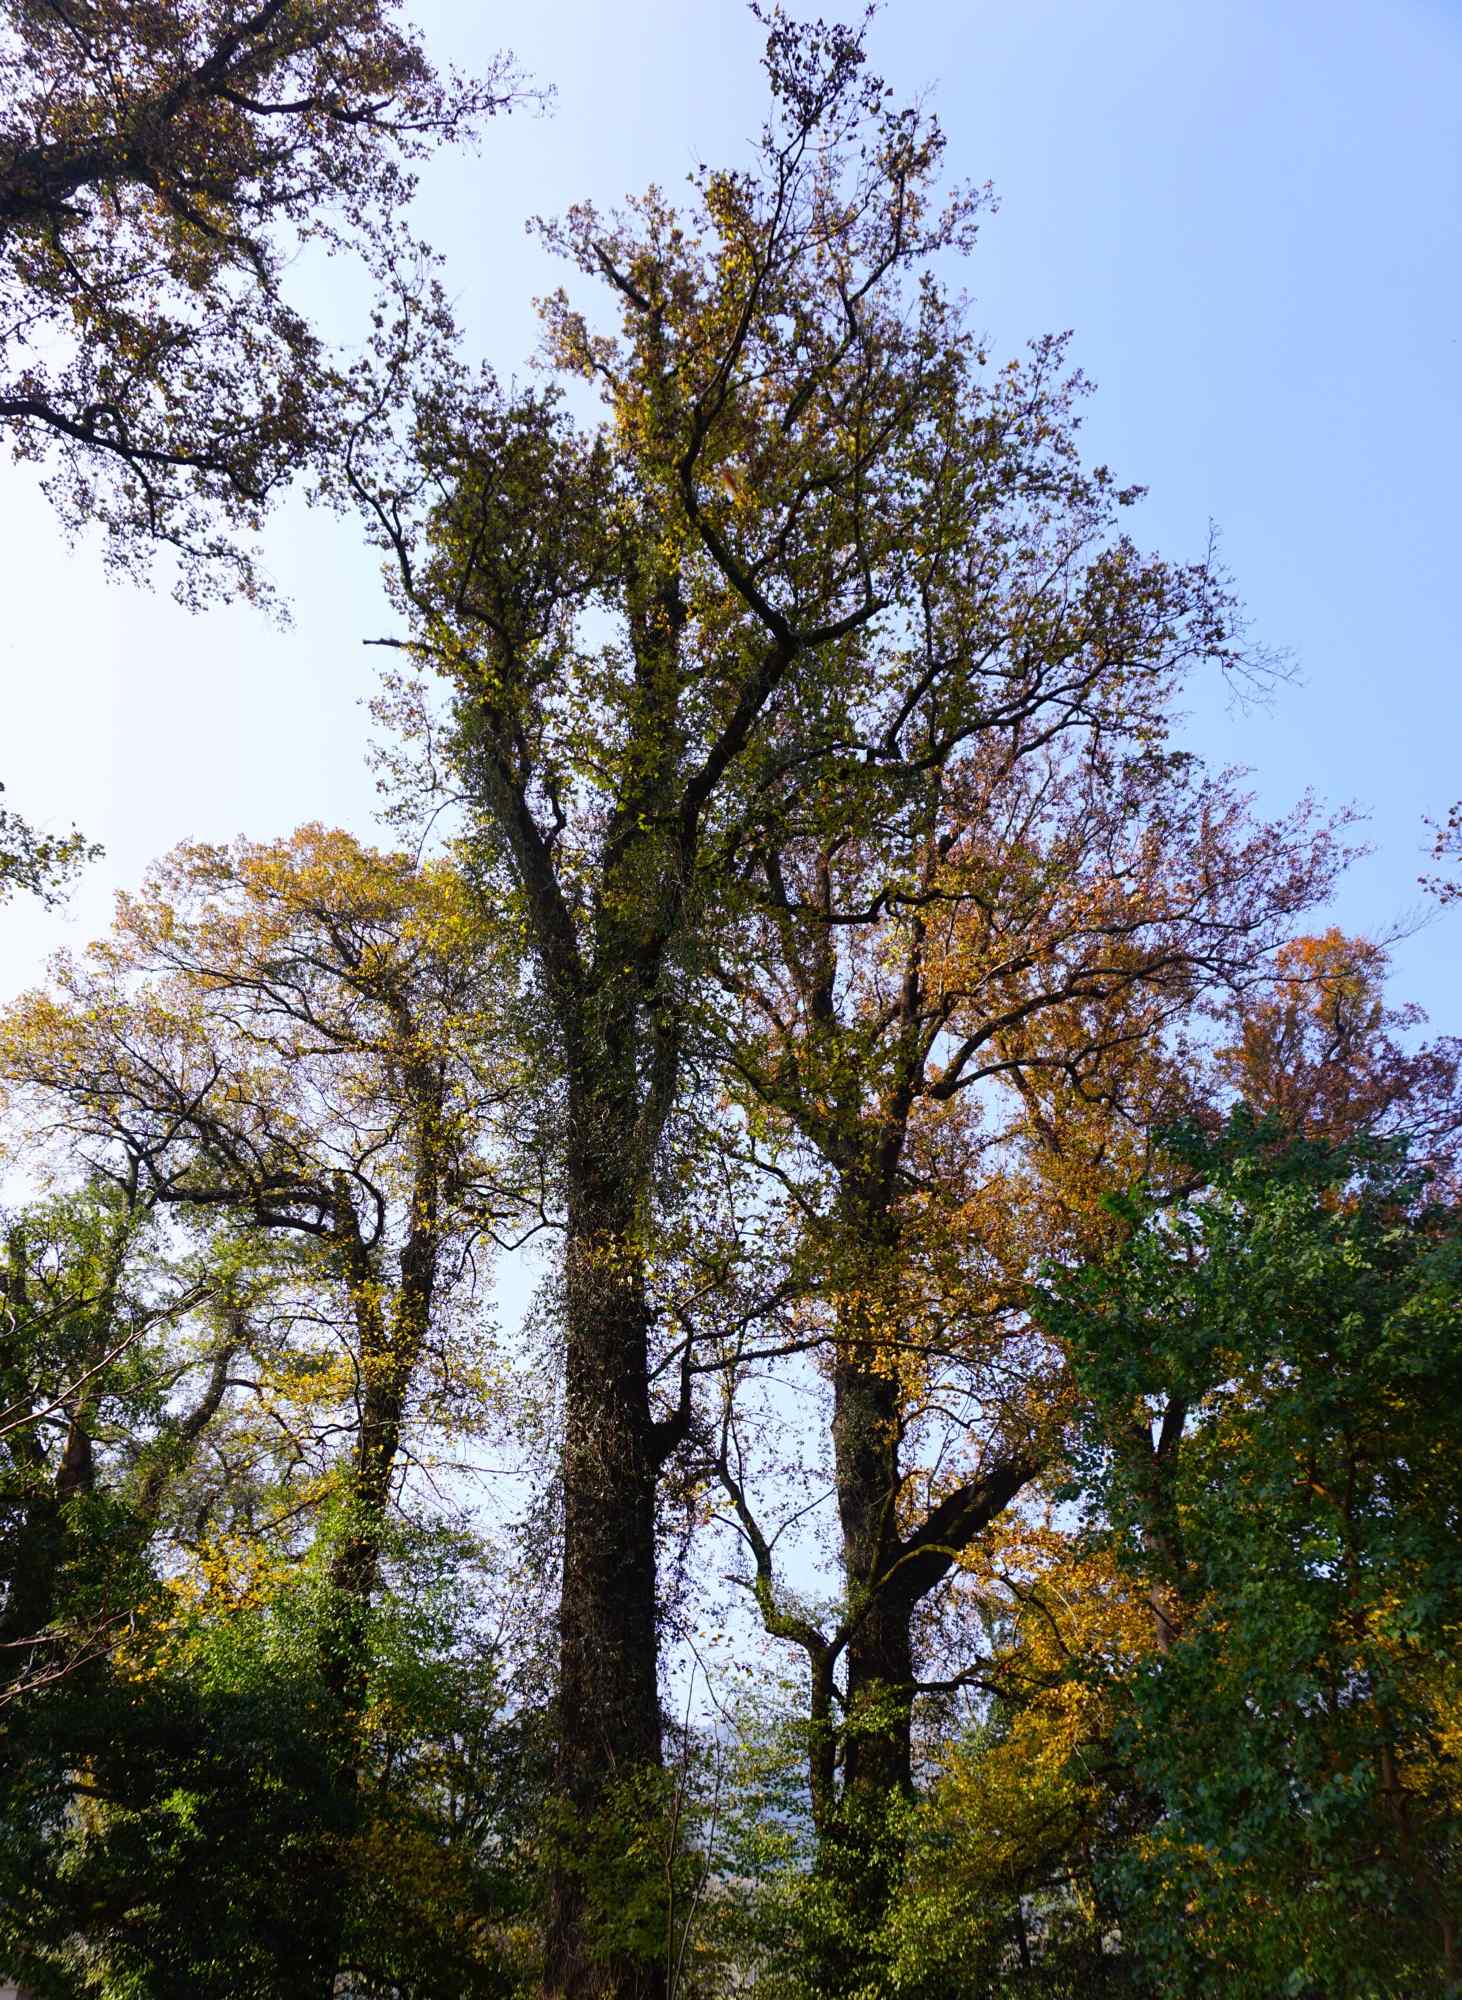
(703, 748), (1333, 1982)
(870, 936), (1462, 1995)
(0, 1173), (239, 1705)
(2, 1424), (545, 1997)
(1044, 1119), (1462, 1997)
(0, 825), (529, 1992)
(0, 1177), (314, 1995)
(344, 16), (1330, 1986)
(0, 0), (517, 604)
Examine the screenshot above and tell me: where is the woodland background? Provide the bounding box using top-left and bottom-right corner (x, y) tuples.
(1, 4), (1459, 1998)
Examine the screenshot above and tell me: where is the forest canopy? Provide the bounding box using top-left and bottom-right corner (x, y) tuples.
(1, 7), (1459, 2000)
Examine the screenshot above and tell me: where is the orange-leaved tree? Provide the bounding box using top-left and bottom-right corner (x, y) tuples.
(705, 739), (1336, 1976)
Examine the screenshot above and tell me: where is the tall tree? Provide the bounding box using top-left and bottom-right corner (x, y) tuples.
(345, 18), (1319, 1988)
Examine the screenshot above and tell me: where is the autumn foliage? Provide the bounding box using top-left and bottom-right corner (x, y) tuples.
(1, 9), (1459, 2000)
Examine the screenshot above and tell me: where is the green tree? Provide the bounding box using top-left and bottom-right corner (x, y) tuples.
(3, 1495), (544, 1997)
(0, 1176), (238, 1702)
(1045, 1119), (1462, 1997)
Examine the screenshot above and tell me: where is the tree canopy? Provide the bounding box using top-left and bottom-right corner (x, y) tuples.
(0, 0), (517, 601)
(0, 9), (1458, 2000)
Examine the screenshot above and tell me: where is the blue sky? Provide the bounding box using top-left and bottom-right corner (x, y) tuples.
(4, 0), (1459, 1029)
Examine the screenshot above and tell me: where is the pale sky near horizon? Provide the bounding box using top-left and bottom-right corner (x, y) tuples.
(3, 0), (1459, 1035)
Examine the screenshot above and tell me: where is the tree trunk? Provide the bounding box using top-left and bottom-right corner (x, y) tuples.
(317, 1150), (439, 2000)
(820, 1343), (914, 1979)
(545, 1152), (666, 2000)
(823, 1295), (1037, 1981)
(833, 1350), (915, 1809)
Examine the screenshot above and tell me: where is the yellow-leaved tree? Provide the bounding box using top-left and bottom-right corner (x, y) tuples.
(0, 824), (536, 1993)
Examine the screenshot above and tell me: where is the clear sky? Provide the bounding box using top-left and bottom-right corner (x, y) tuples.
(4, 0), (1459, 1031)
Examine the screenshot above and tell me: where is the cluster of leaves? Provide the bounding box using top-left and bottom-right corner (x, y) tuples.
(1033, 1120), (1462, 1998)
(2, 1513), (546, 1997)
(0, 784), (100, 907)
(0, 0), (520, 602)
